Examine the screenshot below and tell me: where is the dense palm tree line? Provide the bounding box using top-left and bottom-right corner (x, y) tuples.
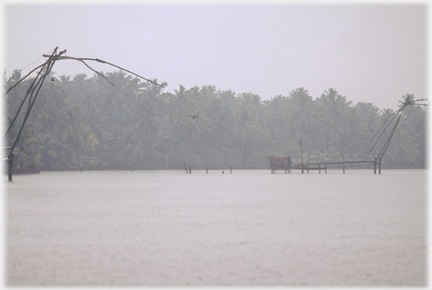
(4, 70), (426, 171)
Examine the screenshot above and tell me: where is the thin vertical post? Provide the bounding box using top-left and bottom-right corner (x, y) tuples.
(342, 156), (345, 174)
(189, 166), (191, 174)
(374, 158), (377, 174)
(300, 140), (304, 174)
(319, 162), (321, 174)
(8, 154), (14, 181)
(288, 157), (291, 174)
(378, 158), (382, 174)
(206, 168), (208, 174)
(325, 163), (327, 174)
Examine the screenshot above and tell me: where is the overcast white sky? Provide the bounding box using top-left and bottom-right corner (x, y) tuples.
(3, 1), (428, 110)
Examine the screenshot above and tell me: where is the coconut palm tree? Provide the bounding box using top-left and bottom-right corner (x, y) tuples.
(316, 88), (352, 150)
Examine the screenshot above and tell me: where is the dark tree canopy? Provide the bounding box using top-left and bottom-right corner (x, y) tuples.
(4, 70), (426, 171)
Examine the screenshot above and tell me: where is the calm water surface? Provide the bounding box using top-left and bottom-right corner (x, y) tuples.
(6, 169), (426, 286)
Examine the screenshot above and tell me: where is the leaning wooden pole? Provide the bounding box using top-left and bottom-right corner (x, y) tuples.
(183, 163), (189, 174)
(6, 48), (63, 162)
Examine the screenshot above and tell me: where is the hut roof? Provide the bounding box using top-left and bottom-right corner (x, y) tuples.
(268, 155), (291, 169)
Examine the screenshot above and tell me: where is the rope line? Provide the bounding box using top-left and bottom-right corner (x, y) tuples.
(20, 57), (44, 71)
(52, 60), (80, 73)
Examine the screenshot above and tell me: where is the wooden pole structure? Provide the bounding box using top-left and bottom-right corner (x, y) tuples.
(5, 47), (166, 181)
(325, 163), (327, 174)
(189, 166), (191, 174)
(183, 163), (189, 174)
(318, 162), (321, 174)
(5, 48), (65, 170)
(369, 95), (427, 176)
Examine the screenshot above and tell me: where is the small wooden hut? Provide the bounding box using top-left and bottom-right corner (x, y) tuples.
(268, 155), (292, 173)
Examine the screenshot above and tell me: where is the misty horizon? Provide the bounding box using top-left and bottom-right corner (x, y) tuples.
(4, 3), (426, 110)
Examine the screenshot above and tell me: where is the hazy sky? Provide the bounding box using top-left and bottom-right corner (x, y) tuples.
(4, 2), (427, 110)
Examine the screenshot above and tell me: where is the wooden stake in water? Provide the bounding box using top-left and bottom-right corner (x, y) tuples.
(8, 154), (14, 181)
(300, 140), (304, 174)
(374, 158), (377, 174)
(343, 156), (345, 174)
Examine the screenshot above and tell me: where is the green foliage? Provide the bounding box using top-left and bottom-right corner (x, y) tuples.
(4, 70), (427, 171)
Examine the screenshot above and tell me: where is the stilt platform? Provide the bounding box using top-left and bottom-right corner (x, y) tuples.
(270, 159), (382, 174)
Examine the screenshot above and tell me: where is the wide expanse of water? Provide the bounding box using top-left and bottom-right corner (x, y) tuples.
(6, 169), (426, 286)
